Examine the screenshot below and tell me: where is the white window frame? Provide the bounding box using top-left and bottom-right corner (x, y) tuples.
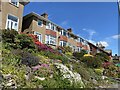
(60, 30), (67, 36)
(59, 41), (67, 47)
(45, 35), (56, 45)
(46, 22), (56, 31)
(5, 14), (19, 31)
(45, 35), (50, 44)
(77, 47), (81, 52)
(9, 0), (19, 7)
(34, 32), (42, 43)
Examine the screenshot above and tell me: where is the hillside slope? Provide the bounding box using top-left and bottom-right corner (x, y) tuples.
(0, 29), (119, 88)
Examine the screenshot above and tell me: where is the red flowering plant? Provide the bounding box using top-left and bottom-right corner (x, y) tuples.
(28, 34), (61, 55)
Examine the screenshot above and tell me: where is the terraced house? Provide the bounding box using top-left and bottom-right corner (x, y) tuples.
(22, 12), (110, 56)
(22, 12), (90, 52)
(0, 0), (111, 56)
(0, 0), (29, 32)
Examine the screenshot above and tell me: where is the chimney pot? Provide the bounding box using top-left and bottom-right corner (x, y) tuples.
(41, 13), (48, 19)
(67, 28), (72, 32)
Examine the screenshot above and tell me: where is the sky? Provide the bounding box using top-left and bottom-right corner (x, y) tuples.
(23, 2), (119, 55)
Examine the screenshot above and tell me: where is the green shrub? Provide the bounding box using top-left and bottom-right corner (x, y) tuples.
(39, 51), (68, 64)
(15, 34), (35, 49)
(104, 65), (118, 77)
(94, 68), (104, 75)
(72, 62), (91, 80)
(73, 50), (87, 60)
(57, 46), (72, 54)
(2, 29), (18, 43)
(96, 53), (110, 62)
(81, 56), (102, 68)
(2, 29), (35, 50)
(2, 49), (21, 66)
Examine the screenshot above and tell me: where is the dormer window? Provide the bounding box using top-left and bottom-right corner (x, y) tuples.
(10, 0), (19, 7)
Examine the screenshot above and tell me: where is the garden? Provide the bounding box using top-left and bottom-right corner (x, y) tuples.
(0, 29), (120, 88)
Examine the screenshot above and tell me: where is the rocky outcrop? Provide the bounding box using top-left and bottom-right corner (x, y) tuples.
(54, 63), (85, 88)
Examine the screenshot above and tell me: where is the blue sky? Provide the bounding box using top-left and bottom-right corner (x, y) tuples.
(24, 2), (119, 55)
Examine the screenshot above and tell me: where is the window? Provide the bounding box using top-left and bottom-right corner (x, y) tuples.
(68, 34), (71, 38)
(10, 0), (19, 7)
(97, 49), (100, 53)
(60, 30), (67, 36)
(38, 20), (43, 27)
(46, 22), (56, 31)
(51, 23), (54, 30)
(77, 38), (80, 42)
(80, 38), (84, 43)
(90, 46), (92, 52)
(50, 36), (56, 45)
(45, 35), (50, 44)
(46, 22), (50, 29)
(59, 41), (67, 47)
(34, 32), (42, 42)
(6, 14), (19, 31)
(78, 47), (81, 52)
(45, 35), (56, 45)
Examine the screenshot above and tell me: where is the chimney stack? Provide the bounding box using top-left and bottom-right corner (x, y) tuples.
(41, 13), (48, 19)
(67, 28), (72, 33)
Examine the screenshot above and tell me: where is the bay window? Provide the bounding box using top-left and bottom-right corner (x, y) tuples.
(6, 14), (19, 31)
(45, 35), (56, 45)
(59, 41), (67, 47)
(34, 32), (42, 43)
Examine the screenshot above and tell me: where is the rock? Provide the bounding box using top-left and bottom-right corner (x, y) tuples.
(92, 79), (97, 84)
(0, 73), (3, 81)
(101, 76), (108, 80)
(25, 72), (33, 81)
(3, 74), (12, 80)
(35, 76), (45, 81)
(6, 80), (14, 86)
(49, 74), (53, 78)
(98, 86), (104, 88)
(54, 63), (85, 88)
(69, 65), (73, 71)
(38, 85), (43, 88)
(26, 66), (31, 74)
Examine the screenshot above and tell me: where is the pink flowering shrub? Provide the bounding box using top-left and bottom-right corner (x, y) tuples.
(33, 64), (53, 77)
(102, 62), (112, 68)
(32, 64), (50, 71)
(28, 34), (61, 55)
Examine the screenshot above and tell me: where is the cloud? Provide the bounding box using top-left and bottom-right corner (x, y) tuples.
(87, 40), (109, 48)
(88, 40), (96, 45)
(97, 41), (109, 47)
(111, 34), (120, 39)
(60, 20), (69, 28)
(82, 28), (96, 40)
(61, 21), (68, 26)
